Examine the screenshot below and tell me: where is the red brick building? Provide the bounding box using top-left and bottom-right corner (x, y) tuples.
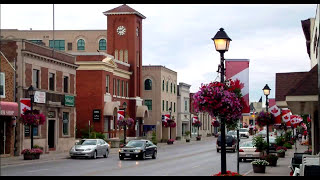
(75, 5), (148, 140)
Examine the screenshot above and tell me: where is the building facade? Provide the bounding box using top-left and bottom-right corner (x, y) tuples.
(0, 51), (19, 157)
(142, 65), (178, 142)
(75, 5), (149, 143)
(1, 39), (77, 155)
(177, 82), (191, 139)
(1, 29), (107, 54)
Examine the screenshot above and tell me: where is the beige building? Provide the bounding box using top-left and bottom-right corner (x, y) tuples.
(1, 29), (107, 53)
(177, 82), (191, 139)
(142, 65), (177, 142)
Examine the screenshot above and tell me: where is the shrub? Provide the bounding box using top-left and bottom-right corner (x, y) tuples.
(275, 136), (286, 146)
(33, 145), (44, 150)
(151, 131), (157, 145)
(253, 136), (268, 151)
(283, 142), (292, 149)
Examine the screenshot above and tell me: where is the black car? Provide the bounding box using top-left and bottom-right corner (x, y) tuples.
(216, 135), (237, 152)
(119, 139), (157, 160)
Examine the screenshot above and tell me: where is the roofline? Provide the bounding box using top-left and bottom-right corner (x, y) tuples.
(225, 59), (250, 62)
(103, 11), (146, 19)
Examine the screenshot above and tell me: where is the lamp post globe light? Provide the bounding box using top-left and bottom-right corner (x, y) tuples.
(27, 85), (36, 149)
(169, 107), (172, 139)
(123, 102), (127, 144)
(263, 84), (271, 155)
(212, 27), (232, 174)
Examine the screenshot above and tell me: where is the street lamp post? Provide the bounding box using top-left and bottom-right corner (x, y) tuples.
(212, 27), (232, 174)
(169, 107), (172, 139)
(263, 84), (271, 155)
(27, 85), (36, 149)
(123, 103), (127, 145)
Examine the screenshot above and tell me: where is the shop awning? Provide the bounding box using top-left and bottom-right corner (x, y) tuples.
(103, 102), (119, 116)
(136, 105), (149, 118)
(0, 101), (19, 116)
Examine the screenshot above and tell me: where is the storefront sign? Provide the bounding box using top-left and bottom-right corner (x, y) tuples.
(0, 101), (19, 116)
(34, 91), (46, 104)
(93, 109), (100, 121)
(48, 111), (56, 118)
(65, 95), (75, 107)
(25, 126), (30, 137)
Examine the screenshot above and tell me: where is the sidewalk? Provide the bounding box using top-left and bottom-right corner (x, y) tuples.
(0, 136), (217, 167)
(244, 141), (309, 176)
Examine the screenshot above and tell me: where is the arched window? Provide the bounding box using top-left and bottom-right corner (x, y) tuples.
(124, 50), (128, 63)
(144, 79), (152, 90)
(77, 39), (85, 50)
(166, 81), (168, 92)
(115, 49), (118, 60)
(174, 84), (176, 94)
(99, 39), (106, 50)
(170, 83), (172, 93)
(162, 80), (164, 91)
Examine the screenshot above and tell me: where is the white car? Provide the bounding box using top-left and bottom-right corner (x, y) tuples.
(239, 128), (250, 138)
(239, 141), (261, 162)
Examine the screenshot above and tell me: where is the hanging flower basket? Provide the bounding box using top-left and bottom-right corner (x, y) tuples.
(162, 120), (176, 128)
(192, 79), (244, 127)
(117, 117), (134, 127)
(21, 110), (46, 126)
(192, 120), (202, 128)
(256, 111), (275, 127)
(212, 120), (220, 127)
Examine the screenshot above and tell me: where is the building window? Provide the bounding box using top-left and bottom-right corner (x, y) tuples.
(115, 49), (118, 60)
(170, 83), (172, 93)
(126, 82), (128, 97)
(113, 78), (116, 95)
(117, 79), (120, 96)
(144, 79), (152, 90)
(174, 102), (176, 112)
(166, 81), (168, 92)
(25, 125), (39, 137)
(166, 101), (168, 111)
(119, 50), (123, 61)
(174, 84), (176, 94)
(77, 39), (85, 50)
(99, 39), (106, 50)
(162, 80), (164, 91)
(106, 75), (110, 93)
(33, 69), (40, 88)
(124, 50), (128, 63)
(162, 100), (164, 111)
(121, 80), (124, 96)
(67, 42), (72, 51)
(185, 100), (188, 111)
(49, 73), (55, 91)
(145, 100), (152, 110)
(64, 76), (69, 93)
(62, 112), (69, 136)
(49, 40), (65, 51)
(170, 102), (172, 111)
(28, 40), (43, 45)
(0, 72), (5, 98)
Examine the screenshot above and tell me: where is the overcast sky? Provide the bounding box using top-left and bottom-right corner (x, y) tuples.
(1, 4), (317, 103)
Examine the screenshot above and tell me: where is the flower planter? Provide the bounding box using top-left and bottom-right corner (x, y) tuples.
(167, 141), (174, 145)
(34, 153), (40, 159)
(252, 164), (266, 173)
(24, 154), (34, 160)
(196, 137), (201, 141)
(277, 152), (285, 158)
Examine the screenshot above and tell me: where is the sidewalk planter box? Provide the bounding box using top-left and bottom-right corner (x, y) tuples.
(252, 164), (266, 173)
(23, 154), (34, 160)
(196, 136), (201, 141)
(34, 153), (41, 159)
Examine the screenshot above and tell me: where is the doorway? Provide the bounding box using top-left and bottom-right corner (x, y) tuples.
(48, 120), (55, 149)
(0, 120), (5, 154)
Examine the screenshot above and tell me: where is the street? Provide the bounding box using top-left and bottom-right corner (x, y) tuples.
(1, 137), (253, 176)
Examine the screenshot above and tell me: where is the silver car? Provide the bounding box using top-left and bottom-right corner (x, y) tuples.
(69, 139), (110, 159)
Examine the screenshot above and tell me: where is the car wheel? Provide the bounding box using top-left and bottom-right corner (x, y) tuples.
(141, 152), (146, 160)
(233, 149), (236, 153)
(119, 156), (124, 160)
(92, 151), (97, 159)
(104, 149), (109, 158)
(71, 156), (76, 159)
(152, 151), (157, 159)
(217, 149), (219, 152)
(238, 158), (242, 162)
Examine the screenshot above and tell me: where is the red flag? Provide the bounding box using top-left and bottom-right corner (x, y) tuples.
(269, 99), (281, 125)
(281, 108), (291, 122)
(307, 115), (311, 123)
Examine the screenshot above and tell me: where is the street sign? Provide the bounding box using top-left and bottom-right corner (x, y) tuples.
(64, 95), (75, 107)
(93, 109), (100, 121)
(34, 91), (46, 103)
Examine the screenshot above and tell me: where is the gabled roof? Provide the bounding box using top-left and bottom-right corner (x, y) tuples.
(103, 4), (146, 19)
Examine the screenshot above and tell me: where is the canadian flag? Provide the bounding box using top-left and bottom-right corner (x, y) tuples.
(268, 99), (281, 125)
(281, 108), (292, 123)
(117, 110), (125, 120)
(192, 116), (198, 123)
(162, 114), (170, 122)
(290, 115), (303, 127)
(20, 98), (31, 116)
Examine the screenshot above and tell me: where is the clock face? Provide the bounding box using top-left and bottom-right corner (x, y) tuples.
(117, 26), (126, 36)
(136, 27), (139, 37)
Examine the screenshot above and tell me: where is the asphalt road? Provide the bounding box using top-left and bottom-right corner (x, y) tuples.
(1, 137), (253, 176)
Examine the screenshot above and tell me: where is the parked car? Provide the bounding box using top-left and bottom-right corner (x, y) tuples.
(216, 135), (237, 153)
(227, 130), (237, 139)
(69, 139), (110, 159)
(263, 136), (277, 153)
(239, 128), (250, 138)
(238, 140), (261, 162)
(119, 139), (157, 160)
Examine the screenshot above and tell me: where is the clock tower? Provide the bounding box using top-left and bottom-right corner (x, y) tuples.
(104, 4), (146, 99)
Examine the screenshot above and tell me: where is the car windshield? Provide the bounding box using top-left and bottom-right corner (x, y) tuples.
(240, 141), (254, 147)
(218, 135), (234, 143)
(125, 141), (145, 148)
(78, 140), (97, 145)
(240, 129), (248, 132)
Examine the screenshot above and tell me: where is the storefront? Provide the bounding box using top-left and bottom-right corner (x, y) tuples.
(0, 101), (19, 156)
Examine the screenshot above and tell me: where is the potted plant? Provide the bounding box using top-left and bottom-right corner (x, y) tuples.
(251, 159), (269, 173)
(277, 149), (286, 158)
(32, 148), (43, 159)
(252, 136), (268, 157)
(167, 139), (174, 145)
(185, 131), (191, 142)
(21, 149), (34, 160)
(212, 171), (242, 176)
(262, 154), (279, 166)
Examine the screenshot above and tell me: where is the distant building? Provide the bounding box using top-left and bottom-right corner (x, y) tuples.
(177, 82), (191, 139)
